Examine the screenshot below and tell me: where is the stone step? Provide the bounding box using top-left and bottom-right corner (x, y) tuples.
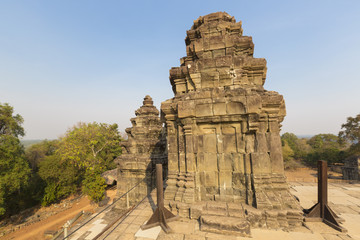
(200, 215), (251, 237)
(205, 201), (227, 211)
(202, 208), (228, 216)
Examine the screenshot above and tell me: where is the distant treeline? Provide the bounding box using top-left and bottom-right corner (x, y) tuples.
(21, 139), (44, 149)
(281, 115), (360, 168)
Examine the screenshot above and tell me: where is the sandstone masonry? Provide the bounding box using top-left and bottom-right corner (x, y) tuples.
(116, 12), (303, 235)
(160, 12), (302, 230)
(342, 155), (360, 180)
(116, 95), (166, 206)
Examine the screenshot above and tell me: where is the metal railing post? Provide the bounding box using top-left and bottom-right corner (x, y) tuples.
(126, 185), (130, 209)
(63, 222), (69, 240)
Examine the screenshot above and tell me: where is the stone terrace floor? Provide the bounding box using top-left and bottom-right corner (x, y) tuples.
(67, 181), (360, 240)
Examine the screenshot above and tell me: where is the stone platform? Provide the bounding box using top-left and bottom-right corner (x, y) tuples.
(66, 181), (360, 240)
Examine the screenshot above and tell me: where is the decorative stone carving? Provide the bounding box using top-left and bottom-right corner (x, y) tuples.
(160, 12), (301, 227)
(116, 95), (166, 206)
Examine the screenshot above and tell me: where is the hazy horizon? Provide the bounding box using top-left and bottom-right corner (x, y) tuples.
(1, 1), (359, 140)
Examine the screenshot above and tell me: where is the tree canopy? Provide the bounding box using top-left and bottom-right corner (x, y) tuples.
(0, 104), (124, 215)
(37, 122), (122, 204)
(281, 133), (311, 161)
(57, 122), (122, 171)
(339, 114), (360, 154)
(25, 140), (58, 171)
(308, 134), (342, 149)
(0, 103), (24, 138)
(38, 155), (81, 205)
(0, 103), (31, 217)
(281, 132), (347, 167)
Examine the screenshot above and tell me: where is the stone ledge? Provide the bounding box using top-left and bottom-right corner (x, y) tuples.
(200, 215), (251, 237)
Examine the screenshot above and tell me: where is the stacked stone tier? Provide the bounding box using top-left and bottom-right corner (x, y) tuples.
(161, 12), (300, 216)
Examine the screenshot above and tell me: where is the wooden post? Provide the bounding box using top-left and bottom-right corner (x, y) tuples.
(156, 164), (164, 208)
(305, 160), (346, 232)
(318, 160), (327, 218)
(141, 164), (178, 233)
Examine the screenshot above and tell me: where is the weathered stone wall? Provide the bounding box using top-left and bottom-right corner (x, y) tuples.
(342, 155), (360, 180)
(116, 95), (166, 206)
(161, 12), (300, 218)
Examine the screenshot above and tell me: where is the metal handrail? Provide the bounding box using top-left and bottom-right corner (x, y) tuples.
(100, 194), (148, 239)
(51, 211), (84, 240)
(60, 169), (155, 240)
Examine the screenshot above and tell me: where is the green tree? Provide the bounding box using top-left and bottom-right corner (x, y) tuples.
(0, 103), (24, 137)
(281, 133), (311, 160)
(308, 134), (344, 150)
(57, 122), (122, 171)
(38, 155), (81, 206)
(339, 114), (360, 154)
(25, 140), (58, 171)
(54, 122), (122, 202)
(281, 133), (298, 151)
(305, 148), (343, 166)
(282, 140), (294, 162)
(36, 122), (122, 205)
(305, 134), (345, 166)
(82, 168), (107, 202)
(0, 103), (31, 217)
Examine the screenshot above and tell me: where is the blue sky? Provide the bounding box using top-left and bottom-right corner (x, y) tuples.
(1, 1), (359, 139)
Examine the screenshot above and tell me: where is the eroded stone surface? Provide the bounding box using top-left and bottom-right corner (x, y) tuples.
(342, 155), (360, 180)
(160, 12), (301, 226)
(116, 95), (166, 206)
(200, 215), (251, 236)
(114, 12), (302, 235)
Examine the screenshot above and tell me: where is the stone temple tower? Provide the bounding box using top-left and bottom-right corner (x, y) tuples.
(161, 12), (301, 226)
(116, 95), (166, 206)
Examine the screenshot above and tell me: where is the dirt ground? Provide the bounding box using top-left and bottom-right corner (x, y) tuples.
(0, 168), (345, 240)
(0, 189), (117, 240)
(285, 167), (343, 182)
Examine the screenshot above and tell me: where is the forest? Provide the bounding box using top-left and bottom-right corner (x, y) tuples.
(0, 102), (359, 219)
(281, 114), (360, 169)
(0, 102), (122, 218)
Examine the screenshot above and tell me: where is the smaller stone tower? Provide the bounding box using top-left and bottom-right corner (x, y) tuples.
(116, 95), (166, 206)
